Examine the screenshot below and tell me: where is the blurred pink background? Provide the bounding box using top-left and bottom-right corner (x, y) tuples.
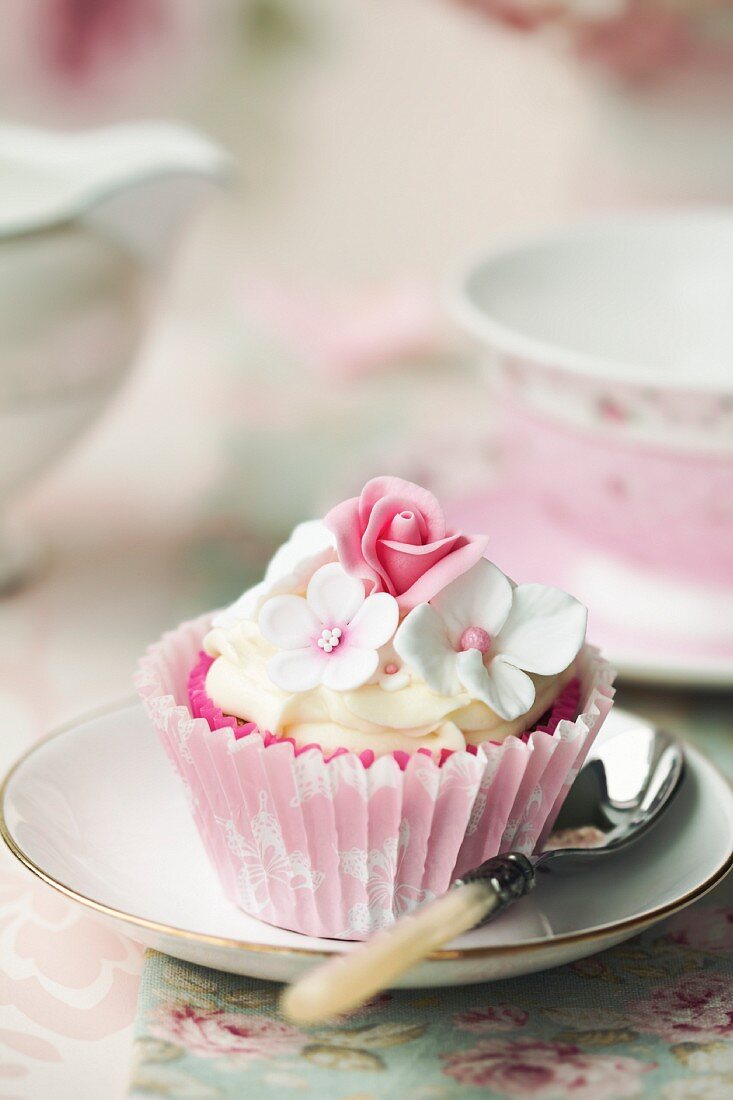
(1, 2), (732, 1096)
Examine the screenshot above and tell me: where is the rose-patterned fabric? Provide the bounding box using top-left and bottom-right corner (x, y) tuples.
(129, 880), (733, 1099)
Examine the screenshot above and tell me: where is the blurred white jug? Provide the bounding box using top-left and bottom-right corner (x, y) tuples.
(0, 121), (228, 588)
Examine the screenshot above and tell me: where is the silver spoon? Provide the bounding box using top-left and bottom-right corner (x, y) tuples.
(282, 721), (684, 1024)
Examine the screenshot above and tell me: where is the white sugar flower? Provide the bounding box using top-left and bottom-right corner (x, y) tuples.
(393, 559), (587, 721)
(212, 520), (336, 630)
(259, 562), (399, 693)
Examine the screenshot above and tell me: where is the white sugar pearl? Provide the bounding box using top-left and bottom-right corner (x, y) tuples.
(316, 627), (341, 654)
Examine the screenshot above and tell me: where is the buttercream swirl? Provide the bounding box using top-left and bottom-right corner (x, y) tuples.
(203, 620), (573, 758)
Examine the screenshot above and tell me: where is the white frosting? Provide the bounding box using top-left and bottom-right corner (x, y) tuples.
(203, 620), (572, 758)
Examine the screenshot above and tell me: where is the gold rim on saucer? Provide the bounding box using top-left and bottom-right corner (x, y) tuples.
(1, 700), (731, 963)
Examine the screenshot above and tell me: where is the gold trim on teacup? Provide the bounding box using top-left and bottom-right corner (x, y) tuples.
(1, 699), (732, 963)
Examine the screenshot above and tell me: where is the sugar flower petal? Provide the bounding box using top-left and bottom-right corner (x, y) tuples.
(307, 562), (365, 625)
(260, 562), (398, 694)
(268, 648), (324, 693)
(358, 476), (446, 538)
(323, 497), (369, 581)
(394, 603), (461, 696)
(259, 595), (321, 650)
(494, 584), (587, 675)
(347, 592), (399, 650)
(391, 534), (488, 611)
(489, 657), (539, 720)
(456, 648), (536, 721)
(265, 519), (336, 587)
(430, 559), (513, 646)
(374, 531), (460, 597)
(322, 647), (380, 692)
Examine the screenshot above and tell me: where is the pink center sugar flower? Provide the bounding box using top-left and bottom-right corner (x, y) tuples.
(325, 475), (488, 612)
(394, 558), (587, 720)
(259, 562), (399, 693)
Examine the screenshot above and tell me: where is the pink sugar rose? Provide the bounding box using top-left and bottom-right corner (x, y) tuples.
(325, 475), (488, 611)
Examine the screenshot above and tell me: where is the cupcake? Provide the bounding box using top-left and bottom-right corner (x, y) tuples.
(136, 476), (614, 939)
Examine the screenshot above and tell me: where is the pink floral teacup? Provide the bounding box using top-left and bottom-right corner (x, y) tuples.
(453, 211), (733, 592)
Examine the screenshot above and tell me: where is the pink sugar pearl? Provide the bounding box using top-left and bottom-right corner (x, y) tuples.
(459, 626), (491, 654)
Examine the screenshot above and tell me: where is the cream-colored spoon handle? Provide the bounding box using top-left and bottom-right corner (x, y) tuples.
(281, 881), (495, 1025)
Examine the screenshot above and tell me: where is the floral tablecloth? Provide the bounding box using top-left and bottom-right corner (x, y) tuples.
(130, 889), (733, 1099)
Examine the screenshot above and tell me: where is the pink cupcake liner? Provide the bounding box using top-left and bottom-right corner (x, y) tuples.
(135, 613), (615, 940)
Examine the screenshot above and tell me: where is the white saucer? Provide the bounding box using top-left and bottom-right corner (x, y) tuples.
(2, 702), (731, 988)
(448, 489), (733, 688)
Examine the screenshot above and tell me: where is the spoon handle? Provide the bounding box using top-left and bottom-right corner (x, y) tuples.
(281, 854), (535, 1025)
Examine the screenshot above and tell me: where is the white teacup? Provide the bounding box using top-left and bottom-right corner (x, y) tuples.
(0, 123), (228, 589)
